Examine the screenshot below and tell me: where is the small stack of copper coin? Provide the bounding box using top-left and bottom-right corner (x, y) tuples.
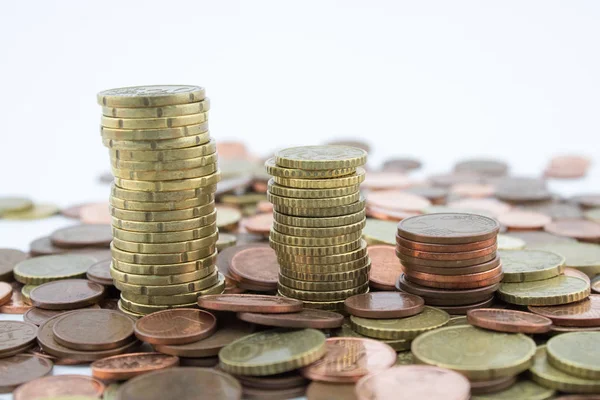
(97, 85), (225, 316)
(395, 213), (502, 314)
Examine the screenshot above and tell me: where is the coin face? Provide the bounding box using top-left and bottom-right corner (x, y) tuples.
(275, 145), (367, 170)
(237, 309), (344, 329)
(498, 276), (590, 306)
(0, 354), (53, 393)
(528, 295), (600, 327)
(397, 213), (500, 244)
(466, 308), (552, 334)
(228, 245), (279, 291)
(134, 309), (217, 345)
(497, 211), (552, 230)
(0, 248), (27, 280)
(344, 292), (424, 319)
(91, 352), (179, 381)
(13, 375), (106, 400)
(14, 254), (97, 284)
(454, 159), (508, 177)
(197, 294), (303, 313)
(546, 332), (600, 379)
(498, 249), (565, 282)
(0, 321), (37, 354)
(368, 245), (403, 290)
(29, 279), (105, 310)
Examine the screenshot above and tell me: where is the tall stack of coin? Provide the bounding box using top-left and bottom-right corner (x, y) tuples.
(395, 213), (502, 314)
(265, 145), (370, 312)
(97, 85), (224, 316)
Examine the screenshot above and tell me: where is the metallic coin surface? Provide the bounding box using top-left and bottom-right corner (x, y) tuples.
(471, 379), (555, 400)
(91, 352), (179, 381)
(23, 305), (100, 326)
(466, 308), (552, 334)
(529, 295), (600, 327)
(368, 245), (403, 290)
(275, 145), (367, 170)
(397, 274), (499, 305)
(0, 282), (31, 314)
(544, 219), (600, 241)
(228, 245), (278, 291)
(134, 309), (217, 345)
(0, 248), (27, 281)
(237, 309), (344, 329)
(499, 249), (565, 282)
(498, 276), (590, 306)
(366, 191), (431, 213)
(497, 234), (526, 250)
(86, 259), (113, 286)
(529, 242), (600, 277)
(198, 294), (303, 313)
(0, 321), (38, 356)
(13, 254), (96, 284)
(546, 332), (600, 379)
(0, 282), (12, 305)
(396, 235), (496, 253)
(497, 211), (552, 230)
(397, 213), (500, 244)
(13, 374), (106, 400)
(0, 354), (53, 393)
(51, 224), (112, 248)
(344, 292), (424, 319)
(98, 85), (205, 107)
(2, 203), (59, 220)
(29, 279), (105, 310)
(0, 197), (33, 214)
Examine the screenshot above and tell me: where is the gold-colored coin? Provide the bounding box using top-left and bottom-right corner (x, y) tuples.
(102, 98), (210, 118)
(110, 139), (216, 162)
(278, 272), (368, 291)
(277, 240), (368, 266)
(279, 256), (370, 275)
(529, 242), (600, 278)
(350, 306), (450, 340)
(362, 218), (398, 246)
(110, 263), (214, 286)
(109, 202), (215, 222)
(111, 183), (216, 202)
(267, 191), (360, 209)
(111, 243), (215, 265)
(103, 131), (211, 151)
(272, 218), (366, 238)
(0, 197), (33, 214)
(101, 112), (208, 130)
(101, 122), (208, 141)
(498, 276), (590, 306)
(272, 209), (366, 228)
(274, 145), (367, 170)
(272, 168), (366, 189)
(97, 85), (206, 108)
(273, 197), (365, 218)
(269, 229), (362, 247)
(268, 179), (360, 199)
(2, 203), (59, 220)
(112, 231), (218, 254)
(112, 223), (217, 244)
(13, 254), (95, 284)
(219, 193), (267, 206)
(112, 251), (217, 275)
(121, 274), (225, 305)
(111, 152), (218, 172)
(114, 171), (221, 192)
(111, 209), (216, 232)
(109, 195), (214, 212)
(497, 234), (526, 251)
(334, 318), (410, 351)
(219, 329), (326, 376)
(277, 281), (369, 301)
(499, 250), (565, 283)
(21, 284), (36, 305)
(293, 296), (347, 312)
(270, 238), (362, 256)
(264, 157), (355, 179)
(546, 332), (600, 379)
(470, 380), (555, 400)
(119, 297), (198, 314)
(114, 270), (219, 295)
(117, 300), (143, 318)
(280, 261), (370, 282)
(216, 205), (242, 230)
(216, 233), (237, 252)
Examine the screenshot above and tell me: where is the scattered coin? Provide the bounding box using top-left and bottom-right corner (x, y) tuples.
(2, 203), (59, 220)
(86, 259), (113, 286)
(362, 219), (397, 245)
(238, 309), (344, 329)
(0, 282), (12, 306)
(0, 354), (53, 393)
(344, 292), (424, 319)
(366, 190), (431, 213)
(497, 210), (552, 230)
(0, 197), (33, 215)
(546, 332), (600, 379)
(13, 374), (106, 400)
(471, 379), (556, 400)
(529, 295), (600, 327)
(466, 308), (552, 334)
(228, 244), (278, 291)
(0, 282), (31, 314)
(398, 213), (499, 244)
(14, 254), (97, 284)
(454, 159), (508, 177)
(0, 248), (27, 281)
(450, 183), (496, 198)
(499, 249), (565, 282)
(134, 308), (217, 345)
(91, 352), (179, 380)
(80, 203), (112, 224)
(497, 234), (526, 250)
(0, 321), (38, 357)
(498, 276), (590, 306)
(198, 294), (303, 313)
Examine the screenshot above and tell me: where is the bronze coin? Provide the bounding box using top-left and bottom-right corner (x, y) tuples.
(404, 269), (503, 290)
(528, 294), (600, 327)
(0, 281), (12, 306)
(497, 210), (552, 230)
(366, 190), (431, 212)
(467, 308), (552, 334)
(401, 255), (501, 276)
(396, 235), (496, 253)
(398, 213), (500, 245)
(429, 172), (482, 188)
(397, 251), (496, 268)
(306, 381), (358, 400)
(198, 294), (303, 313)
(27, 344), (85, 366)
(134, 308), (217, 345)
(241, 213), (273, 235)
(30, 279), (105, 310)
(402, 264), (503, 284)
(554, 397), (600, 400)
(243, 385), (307, 400)
(80, 202), (112, 224)
(91, 352), (179, 380)
(544, 218), (600, 241)
(87, 259), (113, 286)
(0, 282), (31, 314)
(396, 274), (500, 305)
(368, 245), (403, 290)
(361, 172), (413, 190)
(396, 243), (497, 261)
(445, 198), (510, 217)
(0, 321), (37, 357)
(436, 297), (495, 315)
(37, 315), (140, 362)
(23, 304), (101, 326)
(179, 356), (220, 367)
(235, 370), (307, 390)
(470, 376), (517, 395)
(51, 224), (113, 248)
(13, 374), (106, 399)
(366, 206), (419, 222)
(115, 367), (242, 400)
(0, 354), (53, 393)
(549, 325), (600, 334)
(228, 245), (278, 291)
(238, 309), (344, 329)
(571, 194), (600, 209)
(344, 292), (424, 319)
(52, 309), (135, 351)
(0, 248), (27, 281)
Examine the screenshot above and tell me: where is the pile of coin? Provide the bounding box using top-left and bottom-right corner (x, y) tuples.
(97, 85), (224, 316)
(265, 145), (370, 311)
(395, 213), (502, 314)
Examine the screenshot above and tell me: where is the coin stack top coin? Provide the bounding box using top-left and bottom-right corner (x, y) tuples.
(395, 213), (502, 315)
(265, 145), (370, 312)
(97, 85), (224, 316)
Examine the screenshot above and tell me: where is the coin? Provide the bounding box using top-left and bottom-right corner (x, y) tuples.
(362, 219), (397, 245)
(273, 209), (366, 229)
(110, 264), (213, 286)
(49, 224), (112, 249)
(112, 162), (217, 181)
(109, 201), (215, 222)
(0, 282), (31, 314)
(564, 267), (592, 284)
(273, 168), (366, 189)
(0, 197), (32, 214)
(29, 279), (105, 310)
(280, 262), (369, 282)
(382, 157), (422, 172)
(271, 229), (362, 248)
(13, 254), (96, 284)
(268, 191), (361, 210)
(471, 380), (556, 400)
(235, 370), (307, 390)
(528, 295), (600, 327)
(469, 376), (518, 396)
(0, 248), (27, 281)
(91, 352), (179, 381)
(271, 238), (362, 257)
(98, 85), (205, 107)
(397, 274), (499, 306)
(198, 294), (303, 313)
(572, 194), (600, 209)
(403, 265), (503, 290)
(300, 337), (396, 383)
(103, 98), (210, 118)
(240, 213), (272, 236)
(265, 158), (355, 179)
(112, 251), (216, 275)
(436, 297), (495, 315)
(368, 245), (403, 290)
(366, 190), (431, 213)
(121, 277), (225, 306)
(497, 211), (551, 230)
(101, 112), (208, 130)
(497, 234), (526, 250)
(52, 310), (135, 351)
(454, 159), (508, 177)
(396, 235), (496, 253)
(2, 203), (59, 220)
(0, 321), (37, 357)
(0, 282), (12, 305)
(344, 292), (424, 319)
(401, 255), (500, 276)
(113, 170), (220, 192)
(495, 177), (551, 203)
(0, 354), (53, 393)
(397, 213), (500, 244)
(545, 219), (600, 242)
(219, 328), (326, 376)
(134, 309), (216, 345)
(115, 367), (242, 400)
(275, 145), (367, 170)
(397, 243), (497, 261)
(412, 325), (536, 379)
(397, 251), (496, 268)
(112, 232), (218, 254)
(111, 243), (216, 264)
(450, 183), (495, 198)
(466, 308), (552, 334)
(86, 260), (113, 286)
(594, 277), (600, 294)
(13, 374), (106, 400)
(498, 276), (590, 306)
(362, 172), (414, 191)
(278, 281), (368, 302)
(547, 332), (600, 379)
(238, 309), (344, 329)
(23, 305), (99, 326)
(354, 365), (471, 400)
(228, 245), (278, 291)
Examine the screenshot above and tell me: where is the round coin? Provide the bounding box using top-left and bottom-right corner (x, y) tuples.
(528, 295), (600, 327)
(50, 224), (112, 248)
(274, 145), (367, 170)
(368, 245), (403, 290)
(545, 219), (600, 241)
(91, 352), (179, 381)
(134, 309), (217, 345)
(546, 332), (600, 379)
(198, 294), (303, 313)
(13, 254), (96, 284)
(0, 321), (37, 356)
(13, 374), (105, 399)
(0, 248), (27, 281)
(498, 276), (590, 306)
(97, 85), (205, 107)
(228, 245), (279, 291)
(396, 274), (499, 306)
(466, 308), (552, 334)
(237, 309), (344, 329)
(29, 279), (105, 310)
(529, 242), (600, 277)
(87, 260), (113, 286)
(0, 282), (12, 305)
(471, 379), (555, 400)
(0, 197), (32, 214)
(397, 213), (500, 244)
(0, 354), (53, 393)
(344, 292), (424, 319)
(23, 305), (100, 326)
(497, 211), (552, 230)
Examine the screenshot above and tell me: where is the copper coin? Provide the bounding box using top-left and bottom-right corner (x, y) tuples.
(404, 186), (448, 204)
(396, 274), (500, 305)
(528, 295), (600, 327)
(397, 243), (497, 261)
(198, 294), (303, 313)
(563, 267), (591, 284)
(494, 177), (551, 203)
(243, 385), (307, 399)
(217, 141), (249, 159)
(571, 194), (600, 209)
(367, 190), (431, 212)
(0, 248), (27, 281)
(344, 292), (424, 319)
(451, 183), (495, 198)
(23, 304), (100, 326)
(396, 235), (496, 253)
(397, 213), (500, 245)
(382, 157), (422, 172)
(466, 308), (552, 334)
(134, 308), (216, 345)
(115, 367), (242, 400)
(30, 279), (105, 310)
(80, 202), (111, 224)
(306, 381), (358, 400)
(87, 259), (113, 286)
(217, 244), (264, 281)
(454, 159), (508, 177)
(0, 282), (31, 314)
(13, 374), (106, 399)
(367, 206), (419, 222)
(51, 224), (112, 248)
(446, 198), (511, 217)
(436, 297), (495, 315)
(402, 264), (503, 284)
(27, 344), (85, 366)
(0, 354), (53, 393)
(241, 213), (273, 235)
(470, 376), (517, 395)
(355, 365), (470, 400)
(179, 356), (220, 367)
(404, 269), (503, 290)
(401, 255), (501, 276)
(228, 245), (278, 291)
(0, 321), (37, 357)
(362, 172), (414, 190)
(235, 370), (307, 390)
(52, 309), (135, 351)
(497, 210), (552, 230)
(397, 251), (496, 268)
(238, 309), (344, 329)
(91, 352), (179, 380)
(544, 218), (600, 241)
(61, 202), (88, 219)
(0, 281), (12, 306)
(368, 245), (403, 290)
(301, 337), (396, 383)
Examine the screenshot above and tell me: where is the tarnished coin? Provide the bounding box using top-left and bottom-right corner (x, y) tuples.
(29, 279), (105, 310)
(0, 354), (53, 393)
(0, 282), (31, 314)
(115, 367), (242, 400)
(300, 337), (396, 383)
(134, 309), (217, 345)
(0, 248), (27, 281)
(544, 219), (600, 242)
(91, 352), (179, 381)
(198, 294), (303, 313)
(97, 85), (205, 107)
(87, 260), (113, 286)
(237, 309), (344, 329)
(466, 308), (552, 334)
(529, 295), (600, 327)
(498, 276), (590, 306)
(411, 325), (536, 380)
(265, 158), (355, 179)
(14, 254), (96, 284)
(0, 321), (38, 357)
(344, 292), (424, 319)
(397, 213), (500, 244)
(368, 245), (403, 290)
(51, 224), (112, 248)
(546, 332), (600, 379)
(274, 145), (367, 170)
(471, 380), (556, 400)
(498, 249), (565, 282)
(219, 328), (326, 376)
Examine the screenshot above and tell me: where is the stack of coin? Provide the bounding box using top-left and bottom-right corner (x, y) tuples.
(265, 145), (370, 312)
(395, 213), (502, 314)
(97, 85), (224, 316)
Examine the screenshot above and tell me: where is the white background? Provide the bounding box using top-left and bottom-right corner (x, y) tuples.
(1, 1), (600, 399)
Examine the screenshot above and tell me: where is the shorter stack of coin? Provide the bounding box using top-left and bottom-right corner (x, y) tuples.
(265, 145), (370, 312)
(97, 85), (224, 316)
(395, 213), (502, 314)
